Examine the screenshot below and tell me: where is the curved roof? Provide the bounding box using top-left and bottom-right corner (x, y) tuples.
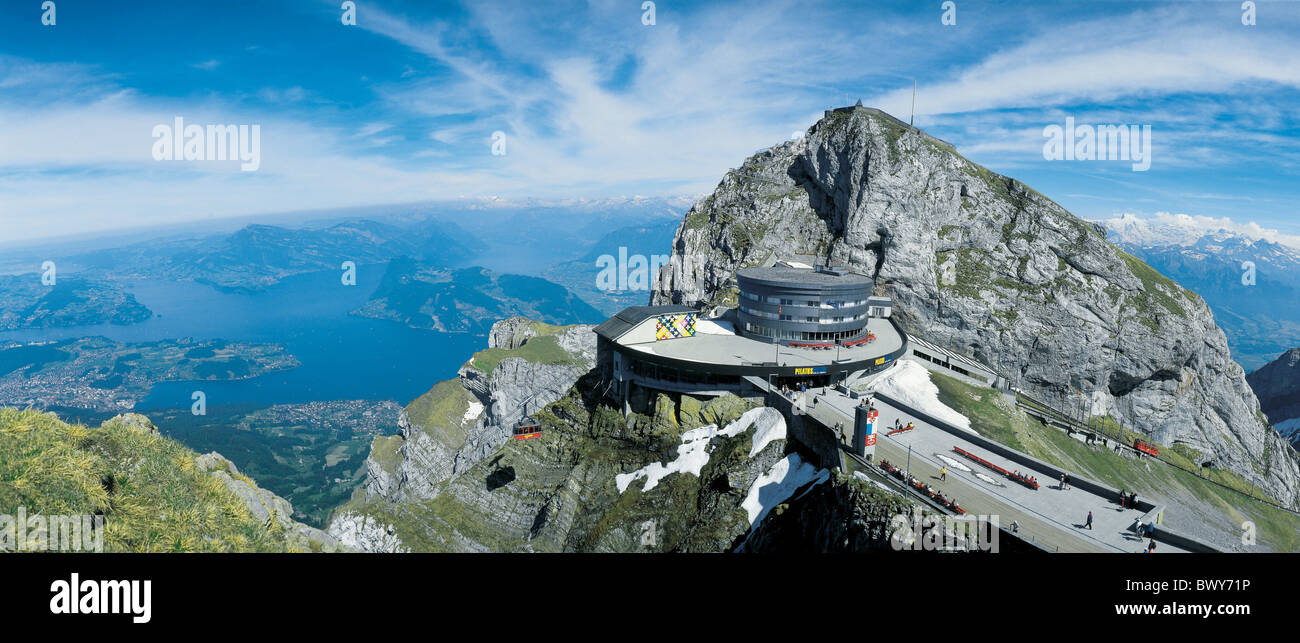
(737, 265), (872, 287)
(592, 304), (696, 341)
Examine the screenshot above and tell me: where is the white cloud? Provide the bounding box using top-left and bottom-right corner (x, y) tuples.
(868, 9), (1300, 119)
(3, 2), (1298, 245)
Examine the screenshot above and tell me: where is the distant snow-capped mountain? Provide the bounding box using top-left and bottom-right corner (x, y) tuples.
(1099, 212), (1300, 251)
(1097, 213), (1300, 371)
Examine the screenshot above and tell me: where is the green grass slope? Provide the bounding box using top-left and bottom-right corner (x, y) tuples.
(1, 408), (333, 552)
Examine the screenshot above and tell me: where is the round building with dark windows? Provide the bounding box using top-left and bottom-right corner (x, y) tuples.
(592, 260), (906, 415)
(736, 263), (881, 345)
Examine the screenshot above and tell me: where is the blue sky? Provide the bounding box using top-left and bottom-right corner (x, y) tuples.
(1, 0), (1298, 244)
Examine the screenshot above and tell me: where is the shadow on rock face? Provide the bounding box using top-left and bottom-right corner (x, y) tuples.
(486, 465), (516, 491)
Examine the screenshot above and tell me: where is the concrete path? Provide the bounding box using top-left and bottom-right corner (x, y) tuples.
(796, 386), (1182, 553)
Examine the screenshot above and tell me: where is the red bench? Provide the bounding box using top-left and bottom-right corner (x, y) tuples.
(952, 446), (1039, 490)
(886, 423), (916, 436)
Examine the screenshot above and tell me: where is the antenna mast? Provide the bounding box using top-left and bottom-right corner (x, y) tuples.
(910, 80), (917, 127)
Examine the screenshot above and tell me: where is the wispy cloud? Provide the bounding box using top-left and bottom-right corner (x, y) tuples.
(0, 0), (1296, 244)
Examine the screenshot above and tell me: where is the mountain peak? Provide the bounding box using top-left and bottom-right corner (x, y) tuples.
(654, 107), (1300, 508)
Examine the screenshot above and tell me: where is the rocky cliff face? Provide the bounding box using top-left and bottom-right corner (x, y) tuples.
(192, 449), (346, 552)
(653, 105), (1300, 508)
(355, 319), (596, 506)
(1247, 348), (1300, 449)
(329, 318), (598, 549)
(329, 375), (899, 552)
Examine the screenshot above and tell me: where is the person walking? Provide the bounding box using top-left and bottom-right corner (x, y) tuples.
(940, 466), (948, 481)
(1060, 474), (1067, 490)
(1085, 511), (1093, 530)
(1147, 539), (1157, 554)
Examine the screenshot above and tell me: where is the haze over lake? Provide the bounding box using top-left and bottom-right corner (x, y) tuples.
(0, 266), (482, 411)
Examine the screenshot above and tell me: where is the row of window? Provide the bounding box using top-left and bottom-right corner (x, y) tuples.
(740, 305), (867, 323)
(743, 322), (868, 343)
(624, 356), (741, 386)
(740, 291), (869, 309)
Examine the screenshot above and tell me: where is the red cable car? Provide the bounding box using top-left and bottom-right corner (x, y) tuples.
(513, 416), (542, 440)
(510, 393), (543, 440)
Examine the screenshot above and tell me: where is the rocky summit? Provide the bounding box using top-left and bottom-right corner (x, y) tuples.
(652, 105), (1300, 508)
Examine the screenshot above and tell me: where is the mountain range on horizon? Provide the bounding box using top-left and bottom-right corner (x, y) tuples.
(1098, 213), (1300, 372)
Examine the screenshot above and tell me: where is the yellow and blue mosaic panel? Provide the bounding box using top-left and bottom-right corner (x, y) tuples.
(654, 313), (696, 340)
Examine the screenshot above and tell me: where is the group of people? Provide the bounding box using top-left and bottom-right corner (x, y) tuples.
(1012, 469), (1039, 487)
(891, 418), (916, 433)
(878, 459), (962, 513)
(1118, 488), (1138, 508)
(1059, 473), (1071, 490)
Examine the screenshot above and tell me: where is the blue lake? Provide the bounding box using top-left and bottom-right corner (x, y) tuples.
(0, 266), (482, 411)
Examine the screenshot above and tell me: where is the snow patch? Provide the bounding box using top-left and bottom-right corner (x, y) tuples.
(462, 401), (484, 425)
(615, 407), (786, 493)
(870, 360), (973, 432)
(936, 454), (971, 472)
(743, 453), (830, 525)
(746, 408), (787, 457)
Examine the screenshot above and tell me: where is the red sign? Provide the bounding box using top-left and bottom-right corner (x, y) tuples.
(864, 434), (877, 447)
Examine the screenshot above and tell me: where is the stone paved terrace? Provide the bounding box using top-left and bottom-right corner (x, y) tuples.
(799, 384), (1184, 553)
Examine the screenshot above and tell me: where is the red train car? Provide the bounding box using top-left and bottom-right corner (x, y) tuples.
(1133, 439), (1158, 457)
